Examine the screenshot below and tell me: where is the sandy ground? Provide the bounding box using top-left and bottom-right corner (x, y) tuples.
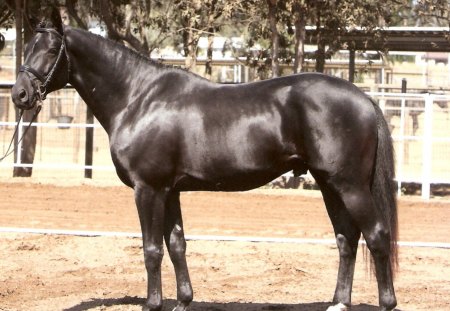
(0, 178), (449, 311)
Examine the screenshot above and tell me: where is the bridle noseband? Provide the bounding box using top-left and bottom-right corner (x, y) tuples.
(19, 27), (70, 102)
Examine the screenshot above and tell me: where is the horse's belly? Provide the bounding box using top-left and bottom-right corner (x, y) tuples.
(174, 152), (307, 192)
(173, 169), (287, 192)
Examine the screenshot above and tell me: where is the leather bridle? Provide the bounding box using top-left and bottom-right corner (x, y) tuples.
(19, 27), (70, 102)
(1, 28), (70, 162)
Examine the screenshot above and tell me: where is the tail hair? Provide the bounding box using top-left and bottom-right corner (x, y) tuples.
(370, 100), (399, 276)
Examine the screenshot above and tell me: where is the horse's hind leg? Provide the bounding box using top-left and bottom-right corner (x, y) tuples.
(164, 191), (193, 311)
(332, 183), (397, 311)
(318, 182), (361, 310)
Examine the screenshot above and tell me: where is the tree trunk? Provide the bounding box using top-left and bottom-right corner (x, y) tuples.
(267, 0), (279, 77)
(13, 0), (21, 78)
(184, 27), (198, 71)
(13, 0), (42, 177)
(204, 0), (218, 79)
(13, 0), (37, 177)
(315, 39), (326, 73)
(293, 5), (306, 74)
(205, 28), (214, 79)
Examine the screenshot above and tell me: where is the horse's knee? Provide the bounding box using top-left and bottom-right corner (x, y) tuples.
(336, 234), (358, 258)
(143, 243), (164, 271)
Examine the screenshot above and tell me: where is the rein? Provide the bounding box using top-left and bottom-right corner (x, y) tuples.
(0, 105), (42, 162)
(1, 27), (68, 162)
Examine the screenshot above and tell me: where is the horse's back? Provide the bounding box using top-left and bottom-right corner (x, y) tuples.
(171, 73), (377, 189)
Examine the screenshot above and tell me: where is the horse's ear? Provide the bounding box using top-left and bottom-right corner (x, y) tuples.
(49, 6), (64, 35)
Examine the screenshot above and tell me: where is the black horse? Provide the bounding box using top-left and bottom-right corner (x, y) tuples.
(11, 11), (398, 311)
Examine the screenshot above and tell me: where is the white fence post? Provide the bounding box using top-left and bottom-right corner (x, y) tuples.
(421, 94), (433, 200)
(397, 96), (406, 197)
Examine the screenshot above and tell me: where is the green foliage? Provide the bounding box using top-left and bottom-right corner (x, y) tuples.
(412, 0), (449, 26)
(1, 0), (448, 74)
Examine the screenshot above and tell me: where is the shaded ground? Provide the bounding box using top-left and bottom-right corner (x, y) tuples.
(0, 179), (449, 310)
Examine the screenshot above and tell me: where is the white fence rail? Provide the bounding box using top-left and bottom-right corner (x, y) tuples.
(1, 88), (449, 199)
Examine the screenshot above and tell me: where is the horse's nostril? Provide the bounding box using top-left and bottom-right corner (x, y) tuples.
(19, 89), (28, 101)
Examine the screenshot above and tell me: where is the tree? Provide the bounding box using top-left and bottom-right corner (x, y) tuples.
(0, 2), (14, 51)
(66, 0), (240, 75)
(238, 0), (414, 76)
(305, 0), (407, 72)
(412, 0), (449, 27)
(66, 0), (177, 56)
(174, 0), (240, 72)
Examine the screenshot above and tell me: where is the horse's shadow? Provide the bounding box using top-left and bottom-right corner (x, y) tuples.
(62, 296), (401, 311)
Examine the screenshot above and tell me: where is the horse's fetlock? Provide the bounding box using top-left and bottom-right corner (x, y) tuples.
(380, 291), (397, 310)
(178, 281), (193, 299)
(143, 301), (163, 311)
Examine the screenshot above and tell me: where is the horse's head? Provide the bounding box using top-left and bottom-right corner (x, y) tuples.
(12, 8), (69, 110)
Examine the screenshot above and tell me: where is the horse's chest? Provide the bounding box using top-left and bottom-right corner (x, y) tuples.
(109, 122), (179, 182)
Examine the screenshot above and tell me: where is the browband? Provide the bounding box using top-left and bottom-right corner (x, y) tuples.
(35, 28), (63, 38)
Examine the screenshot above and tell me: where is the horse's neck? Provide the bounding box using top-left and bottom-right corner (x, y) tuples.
(65, 28), (159, 133)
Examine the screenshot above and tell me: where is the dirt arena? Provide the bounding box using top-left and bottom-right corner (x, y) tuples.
(0, 178), (449, 311)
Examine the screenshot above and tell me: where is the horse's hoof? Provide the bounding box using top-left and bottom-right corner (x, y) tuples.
(326, 302), (348, 311)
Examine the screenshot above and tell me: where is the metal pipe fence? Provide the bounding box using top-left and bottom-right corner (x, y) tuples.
(1, 87), (449, 199)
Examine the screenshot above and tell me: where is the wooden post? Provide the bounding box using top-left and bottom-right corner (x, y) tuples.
(84, 107), (94, 178)
(349, 49), (355, 83)
(401, 78), (407, 93)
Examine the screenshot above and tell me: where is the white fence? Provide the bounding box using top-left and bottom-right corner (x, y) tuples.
(1, 88), (449, 199)
(368, 92), (450, 199)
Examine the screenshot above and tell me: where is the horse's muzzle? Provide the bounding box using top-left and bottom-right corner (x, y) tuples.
(11, 79), (37, 110)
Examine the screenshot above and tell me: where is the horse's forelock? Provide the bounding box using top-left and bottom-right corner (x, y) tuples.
(37, 21), (47, 28)
(36, 21), (56, 30)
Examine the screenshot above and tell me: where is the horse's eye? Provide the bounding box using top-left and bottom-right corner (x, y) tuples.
(49, 48), (58, 54)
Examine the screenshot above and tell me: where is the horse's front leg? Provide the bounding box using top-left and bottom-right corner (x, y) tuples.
(164, 191), (193, 311)
(135, 184), (168, 311)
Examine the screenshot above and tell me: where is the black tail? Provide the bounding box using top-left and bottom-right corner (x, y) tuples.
(370, 100), (399, 276)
